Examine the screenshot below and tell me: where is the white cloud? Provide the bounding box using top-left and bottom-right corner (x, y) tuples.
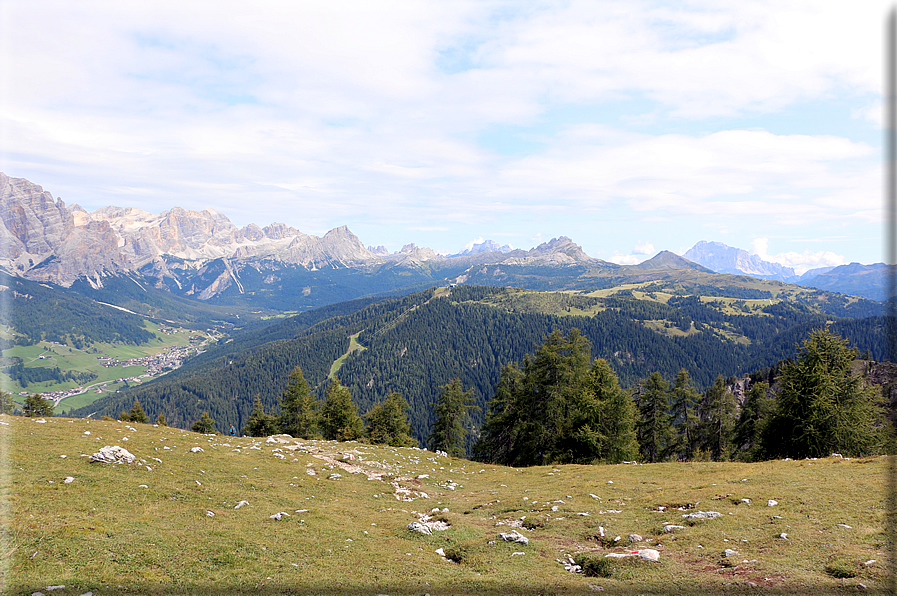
(463, 236), (485, 250)
(633, 242), (655, 255)
(606, 252), (644, 266)
(750, 236), (845, 275)
(0, 1), (885, 264)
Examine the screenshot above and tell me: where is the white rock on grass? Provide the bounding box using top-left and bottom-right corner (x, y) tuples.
(499, 530), (529, 545)
(767, 499), (778, 507)
(63, 477), (74, 484)
(270, 512), (290, 521)
(628, 534), (643, 543)
(407, 522), (432, 535)
(89, 446), (136, 464)
(663, 525), (686, 533)
(723, 548), (739, 557)
(605, 548), (660, 562)
(234, 501), (249, 509)
(206, 511), (215, 517)
(682, 511), (722, 520)
(190, 447), (204, 453)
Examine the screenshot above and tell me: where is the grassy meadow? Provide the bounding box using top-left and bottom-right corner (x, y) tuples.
(1, 414), (891, 595)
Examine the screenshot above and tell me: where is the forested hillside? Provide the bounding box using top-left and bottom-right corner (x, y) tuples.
(73, 285), (886, 445)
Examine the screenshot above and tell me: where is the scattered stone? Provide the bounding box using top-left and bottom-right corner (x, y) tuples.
(417, 474), (429, 479)
(606, 480), (613, 484)
(864, 560), (876, 566)
(190, 447), (204, 453)
(306, 468), (317, 476)
(90, 445), (136, 464)
(682, 511), (722, 520)
(740, 498), (752, 505)
(767, 499), (778, 507)
(59, 455), (67, 458)
(664, 525), (686, 533)
(407, 521), (432, 535)
(837, 523), (852, 529)
(628, 534), (643, 543)
(499, 530), (530, 545)
(63, 476), (74, 484)
(551, 505), (559, 512)
(858, 583), (867, 590)
(831, 453), (843, 458)
(435, 547), (445, 557)
(724, 548), (739, 557)
(270, 512), (290, 520)
(34, 418), (46, 423)
(45, 586), (65, 591)
(138, 484), (148, 488)
(328, 473), (342, 480)
(779, 533), (788, 540)
(511, 551), (525, 556)
(206, 510), (215, 517)
(605, 549), (660, 562)
(273, 453), (285, 459)
(577, 512), (591, 516)
(234, 501), (249, 509)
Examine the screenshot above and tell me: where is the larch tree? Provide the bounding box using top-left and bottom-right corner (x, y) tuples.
(636, 372), (673, 463)
(279, 365), (318, 439)
(366, 391), (416, 447)
(696, 375), (737, 461)
(669, 369), (700, 460)
(319, 379), (364, 441)
(761, 327), (883, 458)
(429, 378), (478, 458)
(191, 412), (216, 434)
(242, 397), (280, 437)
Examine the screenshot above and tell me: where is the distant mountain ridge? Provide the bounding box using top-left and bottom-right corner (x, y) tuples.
(684, 241), (796, 280)
(684, 240), (890, 301)
(2, 173), (887, 310)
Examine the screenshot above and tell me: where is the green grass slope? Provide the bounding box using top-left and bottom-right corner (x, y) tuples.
(2, 415), (889, 595)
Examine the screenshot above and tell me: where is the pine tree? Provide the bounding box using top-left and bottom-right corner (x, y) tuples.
(279, 365), (318, 439)
(472, 363), (525, 464)
(733, 381), (772, 460)
(191, 412), (216, 434)
(366, 392), (416, 447)
(669, 369), (700, 460)
(636, 372), (673, 463)
(120, 399), (149, 424)
(762, 327), (883, 458)
(0, 391), (14, 415)
(575, 358), (639, 464)
(319, 379), (364, 441)
(242, 398), (281, 437)
(696, 375), (737, 461)
(23, 394), (53, 417)
(429, 378), (478, 457)
(155, 413), (168, 426)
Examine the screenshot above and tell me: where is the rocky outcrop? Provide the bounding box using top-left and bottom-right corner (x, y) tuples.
(684, 241), (796, 280)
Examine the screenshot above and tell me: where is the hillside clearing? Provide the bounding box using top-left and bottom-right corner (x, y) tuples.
(2, 415), (890, 595)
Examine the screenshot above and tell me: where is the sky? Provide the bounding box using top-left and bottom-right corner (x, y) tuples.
(0, 1), (889, 274)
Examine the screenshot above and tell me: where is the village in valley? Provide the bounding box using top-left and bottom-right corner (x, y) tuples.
(3, 323), (221, 411)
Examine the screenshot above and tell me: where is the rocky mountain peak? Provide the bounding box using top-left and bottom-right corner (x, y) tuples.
(684, 241), (795, 280)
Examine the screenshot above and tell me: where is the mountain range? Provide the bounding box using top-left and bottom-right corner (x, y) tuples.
(0, 172), (889, 307)
(684, 240), (890, 301)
